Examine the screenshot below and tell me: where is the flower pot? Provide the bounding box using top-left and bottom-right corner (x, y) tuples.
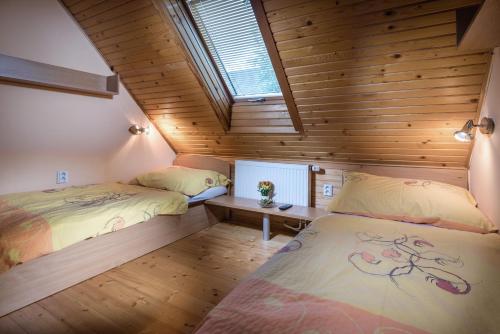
(258, 196), (274, 208)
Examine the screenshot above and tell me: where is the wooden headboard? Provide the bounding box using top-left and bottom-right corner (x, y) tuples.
(174, 154), (231, 178)
(212, 157), (469, 209)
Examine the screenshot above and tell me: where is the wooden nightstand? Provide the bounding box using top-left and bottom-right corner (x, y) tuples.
(205, 196), (326, 241)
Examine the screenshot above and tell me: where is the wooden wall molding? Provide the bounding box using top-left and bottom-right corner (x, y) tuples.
(0, 53), (118, 97)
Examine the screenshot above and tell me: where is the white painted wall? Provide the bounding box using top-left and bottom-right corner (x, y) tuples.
(0, 0), (176, 194)
(469, 47), (500, 228)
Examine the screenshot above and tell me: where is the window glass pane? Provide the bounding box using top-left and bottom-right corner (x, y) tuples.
(186, 0), (281, 97)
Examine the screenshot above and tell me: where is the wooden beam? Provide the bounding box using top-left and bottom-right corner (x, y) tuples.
(250, 0), (304, 134)
(458, 0), (500, 50)
(0, 53), (118, 97)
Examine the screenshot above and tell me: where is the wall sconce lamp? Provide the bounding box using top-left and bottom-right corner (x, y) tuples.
(128, 124), (150, 135)
(454, 117), (495, 142)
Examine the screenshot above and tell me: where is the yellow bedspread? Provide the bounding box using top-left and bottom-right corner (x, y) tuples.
(197, 214), (500, 334)
(0, 183), (188, 273)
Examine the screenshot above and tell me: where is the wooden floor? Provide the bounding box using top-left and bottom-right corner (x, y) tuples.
(0, 222), (292, 334)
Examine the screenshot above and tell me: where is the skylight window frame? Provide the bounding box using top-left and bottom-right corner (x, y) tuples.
(180, 0), (236, 101)
(247, 0), (303, 133)
(184, 0), (283, 100)
(160, 0), (303, 133)
(233, 93), (283, 103)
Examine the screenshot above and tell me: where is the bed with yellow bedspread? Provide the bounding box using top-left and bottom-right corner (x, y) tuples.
(196, 214), (500, 334)
(0, 183), (188, 274)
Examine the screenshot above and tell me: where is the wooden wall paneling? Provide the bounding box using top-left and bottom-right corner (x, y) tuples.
(251, 0), (304, 134)
(258, 2), (489, 166)
(265, 0), (482, 29)
(230, 97), (298, 134)
(63, 0), (493, 168)
(76, 1), (153, 30)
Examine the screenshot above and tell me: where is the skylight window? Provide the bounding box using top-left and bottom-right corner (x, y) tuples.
(186, 0), (281, 98)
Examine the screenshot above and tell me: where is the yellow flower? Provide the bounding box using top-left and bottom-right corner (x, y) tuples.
(257, 181), (274, 196)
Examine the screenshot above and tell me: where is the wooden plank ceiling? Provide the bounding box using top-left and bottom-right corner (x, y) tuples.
(63, 0), (491, 168)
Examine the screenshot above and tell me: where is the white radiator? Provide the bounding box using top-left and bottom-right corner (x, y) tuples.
(235, 160), (310, 206)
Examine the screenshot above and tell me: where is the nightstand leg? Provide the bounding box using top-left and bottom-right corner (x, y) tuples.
(263, 214), (270, 241)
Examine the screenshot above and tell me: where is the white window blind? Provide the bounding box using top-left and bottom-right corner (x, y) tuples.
(186, 0), (281, 97)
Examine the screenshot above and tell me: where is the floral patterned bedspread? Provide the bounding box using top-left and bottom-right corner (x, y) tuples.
(0, 183), (187, 273)
(196, 214), (500, 334)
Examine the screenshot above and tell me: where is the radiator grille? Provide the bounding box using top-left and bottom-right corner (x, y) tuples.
(235, 160), (310, 206)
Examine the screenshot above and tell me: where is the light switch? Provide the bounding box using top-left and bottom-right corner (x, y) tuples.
(323, 183), (333, 197)
(56, 171), (69, 184)
(311, 165), (321, 172)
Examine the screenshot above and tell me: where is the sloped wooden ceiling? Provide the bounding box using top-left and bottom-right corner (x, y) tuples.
(63, 0), (491, 168)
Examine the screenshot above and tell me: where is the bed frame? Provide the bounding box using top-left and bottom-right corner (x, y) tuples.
(0, 154), (229, 317)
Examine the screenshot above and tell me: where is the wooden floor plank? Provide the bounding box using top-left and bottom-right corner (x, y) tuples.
(1, 222), (292, 334)
(0, 315), (27, 334)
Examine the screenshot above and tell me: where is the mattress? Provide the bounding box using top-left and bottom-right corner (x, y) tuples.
(196, 213), (500, 334)
(0, 183), (188, 274)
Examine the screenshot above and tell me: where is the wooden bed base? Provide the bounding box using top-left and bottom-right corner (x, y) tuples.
(0, 204), (219, 317)
(0, 154), (229, 317)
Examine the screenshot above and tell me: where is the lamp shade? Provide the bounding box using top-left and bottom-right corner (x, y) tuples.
(453, 119), (474, 142)
(454, 130), (473, 142)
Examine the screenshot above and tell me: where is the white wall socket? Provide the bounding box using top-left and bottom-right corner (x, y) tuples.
(56, 171), (69, 184)
(323, 183), (333, 197)
(311, 165), (321, 172)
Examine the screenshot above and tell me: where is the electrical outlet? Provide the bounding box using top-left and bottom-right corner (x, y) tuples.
(323, 183), (333, 197)
(311, 165), (321, 172)
(56, 171), (69, 184)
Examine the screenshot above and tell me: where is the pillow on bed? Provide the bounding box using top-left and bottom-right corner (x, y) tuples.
(137, 166), (230, 196)
(326, 171), (496, 233)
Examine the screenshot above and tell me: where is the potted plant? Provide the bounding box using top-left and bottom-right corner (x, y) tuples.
(257, 181), (275, 208)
